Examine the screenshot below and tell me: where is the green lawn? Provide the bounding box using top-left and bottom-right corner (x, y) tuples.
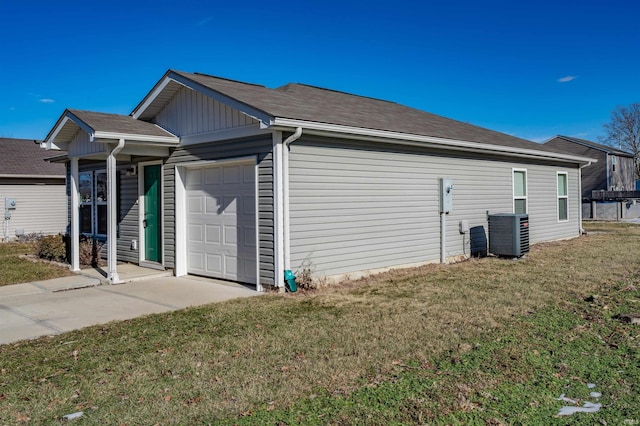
(0, 242), (73, 286)
(0, 223), (639, 424)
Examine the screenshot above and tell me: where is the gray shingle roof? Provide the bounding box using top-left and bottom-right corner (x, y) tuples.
(0, 138), (65, 176)
(551, 135), (633, 157)
(172, 70), (567, 154)
(68, 109), (176, 138)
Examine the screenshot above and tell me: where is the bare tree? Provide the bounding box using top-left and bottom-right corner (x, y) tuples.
(601, 103), (640, 179)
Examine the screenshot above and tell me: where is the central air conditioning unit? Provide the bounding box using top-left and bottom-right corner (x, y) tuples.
(488, 213), (529, 257)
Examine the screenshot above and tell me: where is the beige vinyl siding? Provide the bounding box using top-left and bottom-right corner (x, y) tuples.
(164, 135), (275, 285)
(0, 181), (66, 238)
(289, 137), (581, 278)
(155, 86), (258, 136)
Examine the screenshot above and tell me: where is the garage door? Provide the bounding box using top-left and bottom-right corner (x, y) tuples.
(186, 161), (257, 284)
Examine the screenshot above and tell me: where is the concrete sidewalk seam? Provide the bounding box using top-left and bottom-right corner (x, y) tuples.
(94, 287), (180, 310)
(0, 304), (63, 334)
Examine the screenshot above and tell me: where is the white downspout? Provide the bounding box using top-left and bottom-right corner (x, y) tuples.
(282, 127), (302, 272)
(107, 138), (125, 283)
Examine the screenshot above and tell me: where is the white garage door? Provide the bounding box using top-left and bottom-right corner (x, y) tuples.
(186, 161), (257, 284)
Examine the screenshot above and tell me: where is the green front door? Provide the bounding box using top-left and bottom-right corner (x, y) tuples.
(144, 164), (162, 262)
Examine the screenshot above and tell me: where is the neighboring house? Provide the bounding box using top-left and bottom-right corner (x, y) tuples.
(43, 70), (593, 288)
(544, 135), (635, 197)
(0, 138), (67, 240)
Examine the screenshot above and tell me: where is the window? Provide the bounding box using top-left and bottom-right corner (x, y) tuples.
(78, 170), (108, 236)
(513, 169), (527, 214)
(611, 155), (616, 172)
(557, 172), (568, 221)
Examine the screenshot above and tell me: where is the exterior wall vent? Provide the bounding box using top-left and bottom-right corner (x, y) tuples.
(488, 213), (530, 257)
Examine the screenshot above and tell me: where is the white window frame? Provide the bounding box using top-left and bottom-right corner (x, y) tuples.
(557, 171), (569, 222)
(512, 168), (528, 214)
(79, 170), (94, 236)
(94, 169), (108, 237)
(78, 169), (108, 237)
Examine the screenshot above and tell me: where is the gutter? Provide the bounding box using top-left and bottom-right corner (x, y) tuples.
(270, 118), (597, 166)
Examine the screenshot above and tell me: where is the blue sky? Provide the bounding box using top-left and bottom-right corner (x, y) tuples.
(1, 0), (639, 143)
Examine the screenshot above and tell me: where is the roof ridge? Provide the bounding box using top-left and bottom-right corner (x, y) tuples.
(192, 72), (266, 88)
(556, 135), (633, 156)
(278, 83), (398, 105)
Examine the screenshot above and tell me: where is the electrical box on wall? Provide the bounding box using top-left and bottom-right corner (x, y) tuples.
(439, 178), (453, 213)
(5, 198), (16, 210)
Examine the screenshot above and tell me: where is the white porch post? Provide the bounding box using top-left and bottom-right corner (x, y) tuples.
(69, 158), (80, 271)
(107, 139), (125, 283)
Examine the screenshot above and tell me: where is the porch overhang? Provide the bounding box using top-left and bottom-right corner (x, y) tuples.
(44, 109), (179, 155)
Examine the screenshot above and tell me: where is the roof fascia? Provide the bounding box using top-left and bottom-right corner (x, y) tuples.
(271, 118), (597, 166)
(131, 74), (173, 119)
(131, 71), (275, 125)
(0, 174), (64, 179)
(94, 131), (179, 145)
(65, 111), (97, 141)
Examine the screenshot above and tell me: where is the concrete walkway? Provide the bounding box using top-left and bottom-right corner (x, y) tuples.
(0, 267), (259, 345)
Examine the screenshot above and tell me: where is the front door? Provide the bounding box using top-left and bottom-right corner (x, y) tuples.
(144, 164), (162, 262)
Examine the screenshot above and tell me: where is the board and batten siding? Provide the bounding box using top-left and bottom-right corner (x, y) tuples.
(0, 180), (66, 238)
(68, 130), (107, 157)
(155, 86), (259, 136)
(163, 135), (275, 286)
(288, 137), (581, 279)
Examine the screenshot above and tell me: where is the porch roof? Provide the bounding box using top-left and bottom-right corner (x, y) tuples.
(44, 109), (179, 150)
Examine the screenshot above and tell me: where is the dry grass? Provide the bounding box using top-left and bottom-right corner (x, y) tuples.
(0, 223), (639, 423)
(0, 242), (72, 286)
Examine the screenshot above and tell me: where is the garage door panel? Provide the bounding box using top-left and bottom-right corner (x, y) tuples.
(243, 195), (255, 214)
(243, 226), (256, 247)
(222, 196), (237, 214)
(205, 224), (221, 243)
(188, 196), (204, 213)
(223, 225), (237, 245)
(188, 224), (204, 243)
(205, 167), (221, 184)
(225, 256), (238, 276)
(187, 169), (203, 186)
(223, 165), (240, 184)
(186, 162), (257, 284)
(189, 252), (204, 271)
(206, 254), (223, 275)
(205, 195), (220, 214)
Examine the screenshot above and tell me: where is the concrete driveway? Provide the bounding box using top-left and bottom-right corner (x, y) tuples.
(0, 269), (259, 345)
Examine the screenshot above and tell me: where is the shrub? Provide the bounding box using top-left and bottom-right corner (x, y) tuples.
(79, 237), (106, 267)
(36, 234), (66, 262)
(295, 259), (318, 291)
(17, 232), (44, 243)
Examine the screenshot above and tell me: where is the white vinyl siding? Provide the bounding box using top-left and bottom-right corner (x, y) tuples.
(155, 86), (258, 137)
(513, 169), (527, 214)
(557, 172), (568, 222)
(289, 138), (580, 279)
(0, 182), (66, 238)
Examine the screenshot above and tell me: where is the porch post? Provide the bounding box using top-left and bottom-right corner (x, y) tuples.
(69, 158), (80, 271)
(107, 139), (125, 283)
